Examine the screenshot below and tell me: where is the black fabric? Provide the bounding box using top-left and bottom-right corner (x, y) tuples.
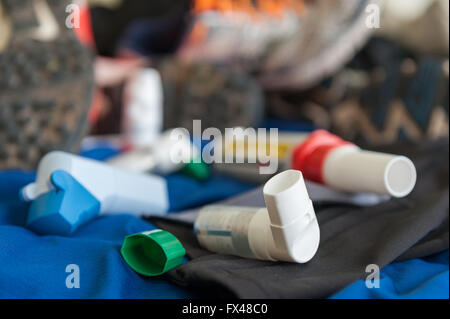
(148, 139), (449, 298)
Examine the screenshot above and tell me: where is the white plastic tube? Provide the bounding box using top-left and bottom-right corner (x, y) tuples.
(323, 145), (417, 198)
(108, 129), (194, 174)
(21, 151), (168, 215)
(195, 170), (320, 263)
(123, 68), (163, 148)
(291, 130), (417, 198)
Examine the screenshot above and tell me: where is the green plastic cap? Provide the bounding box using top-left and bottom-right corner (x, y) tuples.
(180, 157), (210, 181)
(121, 229), (186, 276)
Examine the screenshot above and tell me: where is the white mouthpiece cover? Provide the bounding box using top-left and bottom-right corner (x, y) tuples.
(263, 170), (320, 263)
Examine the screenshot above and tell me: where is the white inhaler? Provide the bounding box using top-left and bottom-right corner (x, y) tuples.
(123, 68), (164, 148)
(291, 130), (417, 198)
(108, 128), (196, 174)
(20, 151), (169, 236)
(195, 170), (320, 263)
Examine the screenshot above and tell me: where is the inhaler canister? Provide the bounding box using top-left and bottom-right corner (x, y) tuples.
(291, 130), (417, 198)
(195, 206), (269, 260)
(195, 170), (320, 263)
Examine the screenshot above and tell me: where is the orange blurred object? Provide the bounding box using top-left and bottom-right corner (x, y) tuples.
(192, 0), (305, 16)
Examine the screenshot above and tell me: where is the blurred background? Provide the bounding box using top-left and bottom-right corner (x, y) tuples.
(0, 0), (448, 170)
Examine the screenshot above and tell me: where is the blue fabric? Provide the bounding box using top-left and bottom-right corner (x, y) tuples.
(330, 251), (449, 299)
(0, 149), (254, 299)
(0, 146), (447, 298)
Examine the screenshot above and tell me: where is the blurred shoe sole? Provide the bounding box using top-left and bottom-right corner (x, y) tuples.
(259, 0), (384, 90)
(0, 0), (94, 170)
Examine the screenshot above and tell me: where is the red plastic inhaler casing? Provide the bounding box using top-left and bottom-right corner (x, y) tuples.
(291, 130), (354, 184)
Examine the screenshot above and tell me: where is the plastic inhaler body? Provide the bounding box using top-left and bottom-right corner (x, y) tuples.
(194, 170), (320, 263)
(20, 151), (169, 236)
(291, 130), (417, 198)
(108, 129), (192, 174)
(107, 128), (210, 181)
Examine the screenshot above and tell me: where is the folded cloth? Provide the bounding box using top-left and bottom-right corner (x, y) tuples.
(149, 138), (449, 298)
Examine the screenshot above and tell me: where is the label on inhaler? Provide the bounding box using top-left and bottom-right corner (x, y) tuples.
(195, 206), (258, 259)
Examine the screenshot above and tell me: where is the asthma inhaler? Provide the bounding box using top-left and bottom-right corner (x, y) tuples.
(108, 129), (192, 174)
(291, 130), (417, 198)
(195, 170), (320, 263)
(108, 128), (209, 180)
(20, 151), (169, 236)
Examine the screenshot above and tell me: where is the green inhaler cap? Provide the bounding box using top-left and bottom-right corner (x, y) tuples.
(121, 229), (186, 276)
(181, 157), (210, 181)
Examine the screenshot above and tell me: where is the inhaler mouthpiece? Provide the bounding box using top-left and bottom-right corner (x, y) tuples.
(292, 130), (417, 197)
(195, 170), (320, 263)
